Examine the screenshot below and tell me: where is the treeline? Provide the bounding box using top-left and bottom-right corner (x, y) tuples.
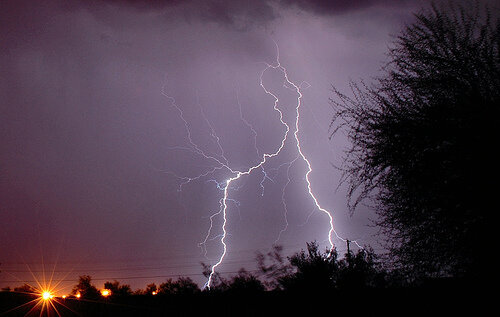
(2, 241), (458, 301)
(1, 242), (479, 316)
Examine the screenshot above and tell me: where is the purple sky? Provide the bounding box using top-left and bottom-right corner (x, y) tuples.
(1, 0), (476, 293)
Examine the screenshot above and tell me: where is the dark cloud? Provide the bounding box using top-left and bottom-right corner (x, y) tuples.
(280, 0), (407, 15)
(0, 0), (428, 292)
(89, 0), (182, 9)
(192, 0), (278, 30)
(68, 0), (278, 30)
(0, 0), (411, 35)
(60, 0), (409, 30)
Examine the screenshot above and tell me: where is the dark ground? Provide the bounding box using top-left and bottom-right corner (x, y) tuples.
(0, 284), (491, 317)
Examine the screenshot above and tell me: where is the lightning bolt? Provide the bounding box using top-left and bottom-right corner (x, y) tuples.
(273, 157), (297, 245)
(163, 41), (361, 290)
(203, 56), (293, 288)
(270, 44), (363, 251)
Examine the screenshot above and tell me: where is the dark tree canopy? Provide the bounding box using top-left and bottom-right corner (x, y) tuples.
(103, 280), (132, 297)
(158, 277), (200, 295)
(221, 269), (265, 294)
(279, 242), (340, 292)
(258, 242), (384, 292)
(72, 275), (101, 300)
(145, 283), (157, 295)
(13, 284), (36, 294)
(331, 3), (499, 281)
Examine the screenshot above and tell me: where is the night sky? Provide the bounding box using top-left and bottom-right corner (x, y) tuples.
(1, 0), (477, 293)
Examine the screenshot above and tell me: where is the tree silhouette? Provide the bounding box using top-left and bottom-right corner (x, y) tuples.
(209, 269), (265, 294)
(145, 283), (157, 295)
(103, 280), (132, 298)
(256, 245), (294, 290)
(13, 284), (36, 294)
(226, 269), (265, 294)
(278, 242), (339, 292)
(72, 275), (100, 300)
(330, 3), (499, 282)
(258, 242), (383, 292)
(158, 277), (200, 295)
(337, 246), (386, 289)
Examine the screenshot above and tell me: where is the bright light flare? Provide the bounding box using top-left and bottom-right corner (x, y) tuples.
(101, 289), (111, 297)
(42, 291), (53, 300)
(2, 244), (79, 316)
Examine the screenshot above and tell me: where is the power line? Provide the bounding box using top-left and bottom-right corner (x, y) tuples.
(0, 242), (306, 266)
(0, 258), (259, 273)
(0, 270), (261, 284)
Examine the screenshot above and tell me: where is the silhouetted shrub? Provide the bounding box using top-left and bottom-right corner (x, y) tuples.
(330, 2), (499, 281)
(259, 242), (384, 292)
(224, 269), (265, 294)
(158, 277), (200, 295)
(13, 284), (35, 294)
(72, 275), (100, 300)
(103, 280), (132, 298)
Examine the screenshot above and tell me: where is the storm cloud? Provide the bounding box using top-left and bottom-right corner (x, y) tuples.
(59, 0), (412, 30)
(1, 0), (461, 292)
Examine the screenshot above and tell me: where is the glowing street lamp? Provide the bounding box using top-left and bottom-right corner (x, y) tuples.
(41, 291), (53, 300)
(101, 289), (111, 297)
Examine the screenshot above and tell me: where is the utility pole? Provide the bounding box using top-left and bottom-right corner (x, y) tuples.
(346, 239), (351, 255)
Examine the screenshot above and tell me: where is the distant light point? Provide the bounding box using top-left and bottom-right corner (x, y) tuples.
(101, 289), (111, 297)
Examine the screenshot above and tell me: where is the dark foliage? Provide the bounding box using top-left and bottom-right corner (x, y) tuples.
(256, 245), (295, 290)
(13, 284), (35, 294)
(219, 269), (265, 295)
(278, 242), (339, 292)
(330, 3), (499, 281)
(221, 269), (265, 294)
(72, 275), (101, 300)
(201, 265), (264, 294)
(104, 280), (133, 298)
(158, 277), (200, 295)
(145, 282), (157, 295)
(337, 245), (386, 289)
(259, 242), (385, 292)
